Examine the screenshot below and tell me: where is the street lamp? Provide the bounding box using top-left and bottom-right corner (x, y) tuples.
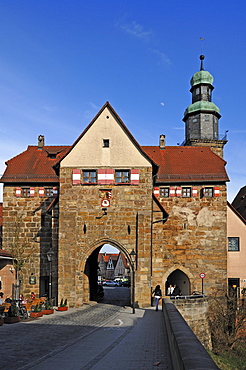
(129, 249), (137, 314)
(47, 248), (55, 300)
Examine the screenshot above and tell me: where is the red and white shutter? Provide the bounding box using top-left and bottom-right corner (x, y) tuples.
(192, 187), (198, 197)
(72, 169), (81, 185)
(16, 187), (21, 197)
(30, 187), (35, 197)
(53, 187), (58, 196)
(98, 169), (114, 185)
(130, 169), (139, 185)
(153, 187), (159, 197)
(176, 187), (182, 197)
(214, 187), (220, 197)
(39, 187), (45, 197)
(170, 187), (175, 197)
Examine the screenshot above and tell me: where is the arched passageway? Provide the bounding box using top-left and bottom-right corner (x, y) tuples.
(84, 243), (131, 306)
(166, 269), (190, 296)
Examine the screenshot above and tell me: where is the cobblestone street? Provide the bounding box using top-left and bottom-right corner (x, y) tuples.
(0, 302), (123, 369)
(0, 288), (172, 369)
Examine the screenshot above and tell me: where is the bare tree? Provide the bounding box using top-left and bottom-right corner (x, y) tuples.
(207, 287), (246, 354)
(9, 213), (36, 300)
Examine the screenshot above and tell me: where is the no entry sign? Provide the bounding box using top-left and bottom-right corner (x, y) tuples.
(200, 273), (206, 279)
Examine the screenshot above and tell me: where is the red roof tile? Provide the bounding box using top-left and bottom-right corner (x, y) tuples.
(141, 146), (229, 183)
(1, 146), (70, 183)
(0, 249), (12, 258)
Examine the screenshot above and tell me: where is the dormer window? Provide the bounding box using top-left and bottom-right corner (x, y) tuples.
(103, 139), (109, 148)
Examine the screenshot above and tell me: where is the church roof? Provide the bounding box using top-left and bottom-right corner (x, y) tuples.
(141, 146), (229, 183)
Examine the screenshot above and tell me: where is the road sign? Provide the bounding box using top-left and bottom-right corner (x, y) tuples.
(199, 273), (206, 279)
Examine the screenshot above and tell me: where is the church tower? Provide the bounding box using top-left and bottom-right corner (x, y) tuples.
(183, 55), (227, 157)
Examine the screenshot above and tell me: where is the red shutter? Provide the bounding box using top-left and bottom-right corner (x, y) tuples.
(53, 187), (58, 196)
(130, 169), (139, 185)
(176, 187), (182, 197)
(98, 169), (114, 185)
(153, 187), (159, 197)
(170, 187), (175, 197)
(16, 187), (21, 197)
(192, 187), (198, 197)
(39, 187), (45, 197)
(72, 169), (81, 185)
(30, 187), (35, 197)
(214, 187), (220, 197)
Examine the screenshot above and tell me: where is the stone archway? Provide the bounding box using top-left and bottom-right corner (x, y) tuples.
(163, 266), (192, 296)
(82, 238), (133, 305)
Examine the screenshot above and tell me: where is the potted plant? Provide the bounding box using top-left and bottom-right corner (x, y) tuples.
(57, 298), (68, 311)
(30, 303), (43, 318)
(4, 302), (20, 324)
(43, 299), (54, 315)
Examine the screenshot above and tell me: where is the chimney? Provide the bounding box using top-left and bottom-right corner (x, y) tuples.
(159, 134), (165, 149)
(38, 135), (45, 150)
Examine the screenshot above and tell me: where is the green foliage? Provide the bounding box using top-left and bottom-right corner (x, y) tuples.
(45, 299), (53, 310)
(60, 298), (68, 307)
(33, 304), (43, 312)
(8, 303), (19, 317)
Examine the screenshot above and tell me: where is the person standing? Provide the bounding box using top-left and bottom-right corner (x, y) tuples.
(153, 285), (162, 311)
(0, 292), (4, 304)
(167, 284), (174, 296)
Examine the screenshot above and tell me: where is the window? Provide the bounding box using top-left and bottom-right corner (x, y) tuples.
(205, 115), (209, 121)
(22, 188), (30, 197)
(182, 187), (191, 197)
(103, 139), (109, 147)
(45, 188), (53, 197)
(160, 187), (169, 197)
(228, 237), (239, 251)
(195, 87), (200, 95)
(204, 187), (213, 197)
(83, 170), (97, 183)
(115, 170), (130, 184)
(201, 86), (207, 94)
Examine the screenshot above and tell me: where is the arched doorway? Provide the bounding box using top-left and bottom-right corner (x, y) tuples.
(84, 242), (131, 306)
(166, 269), (190, 296)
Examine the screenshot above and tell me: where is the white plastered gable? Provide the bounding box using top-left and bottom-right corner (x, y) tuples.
(60, 105), (151, 168)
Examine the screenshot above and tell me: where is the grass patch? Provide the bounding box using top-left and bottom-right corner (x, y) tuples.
(207, 342), (246, 370)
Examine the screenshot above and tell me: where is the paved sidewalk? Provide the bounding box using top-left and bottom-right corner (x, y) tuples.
(29, 305), (172, 370)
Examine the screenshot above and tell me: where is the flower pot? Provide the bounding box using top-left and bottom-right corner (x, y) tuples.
(30, 311), (43, 318)
(43, 309), (54, 315)
(4, 316), (20, 324)
(57, 306), (68, 311)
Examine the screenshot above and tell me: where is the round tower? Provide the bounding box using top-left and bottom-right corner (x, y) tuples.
(183, 55), (227, 157)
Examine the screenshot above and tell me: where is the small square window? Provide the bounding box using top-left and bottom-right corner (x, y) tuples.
(205, 115), (209, 121)
(160, 188), (169, 197)
(115, 170), (130, 184)
(204, 187), (213, 197)
(22, 188), (30, 197)
(45, 188), (53, 197)
(83, 170), (97, 183)
(195, 87), (200, 95)
(228, 237), (239, 251)
(103, 139), (109, 148)
(182, 187), (191, 197)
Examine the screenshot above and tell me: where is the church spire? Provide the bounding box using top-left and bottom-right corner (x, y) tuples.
(182, 55), (227, 158)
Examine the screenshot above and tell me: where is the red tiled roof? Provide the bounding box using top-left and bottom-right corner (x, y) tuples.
(141, 146), (229, 183)
(0, 249), (12, 258)
(1, 146), (70, 183)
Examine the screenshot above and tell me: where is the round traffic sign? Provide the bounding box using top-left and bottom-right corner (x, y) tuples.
(200, 273), (206, 279)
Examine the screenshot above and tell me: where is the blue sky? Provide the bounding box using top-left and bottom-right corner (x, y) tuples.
(0, 0), (246, 209)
